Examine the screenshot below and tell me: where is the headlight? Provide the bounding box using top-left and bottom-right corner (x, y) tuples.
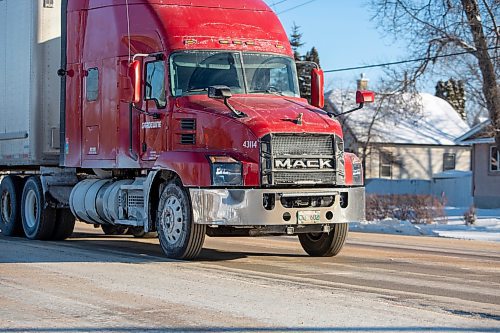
(209, 156), (242, 186)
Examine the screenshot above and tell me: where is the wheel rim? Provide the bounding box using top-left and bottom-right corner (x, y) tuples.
(1, 191), (12, 222)
(159, 195), (184, 246)
(24, 190), (38, 229)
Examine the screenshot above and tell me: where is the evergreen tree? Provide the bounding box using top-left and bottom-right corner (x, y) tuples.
(305, 47), (320, 67)
(289, 22), (304, 61)
(435, 79), (466, 120)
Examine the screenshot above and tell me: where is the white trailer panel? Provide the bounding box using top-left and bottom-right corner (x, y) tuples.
(0, 0), (61, 166)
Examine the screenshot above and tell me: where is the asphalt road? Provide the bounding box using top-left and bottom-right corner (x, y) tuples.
(0, 223), (499, 332)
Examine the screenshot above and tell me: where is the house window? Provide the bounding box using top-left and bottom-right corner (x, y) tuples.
(86, 68), (99, 101)
(443, 153), (456, 171)
(43, 0), (54, 8)
(491, 146), (499, 172)
(379, 152), (393, 178)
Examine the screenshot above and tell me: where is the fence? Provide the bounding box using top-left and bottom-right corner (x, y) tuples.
(365, 171), (473, 207)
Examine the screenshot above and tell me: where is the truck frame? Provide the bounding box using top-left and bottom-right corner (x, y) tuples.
(0, 0), (371, 259)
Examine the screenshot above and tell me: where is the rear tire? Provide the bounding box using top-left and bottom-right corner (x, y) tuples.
(156, 179), (205, 260)
(0, 175), (25, 236)
(21, 176), (56, 240)
(129, 226), (157, 238)
(101, 224), (128, 235)
(298, 223), (349, 257)
(51, 209), (75, 240)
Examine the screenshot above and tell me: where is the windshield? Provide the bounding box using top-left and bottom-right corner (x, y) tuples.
(170, 51), (300, 97)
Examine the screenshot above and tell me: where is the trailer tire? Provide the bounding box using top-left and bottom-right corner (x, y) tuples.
(51, 209), (75, 240)
(21, 176), (56, 240)
(0, 175), (25, 237)
(298, 223), (349, 257)
(156, 179), (205, 260)
(101, 224), (128, 235)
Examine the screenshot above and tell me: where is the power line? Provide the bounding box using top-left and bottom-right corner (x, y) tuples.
(268, 0), (289, 10)
(323, 47), (500, 73)
(277, 0), (318, 14)
(273, 0), (290, 6)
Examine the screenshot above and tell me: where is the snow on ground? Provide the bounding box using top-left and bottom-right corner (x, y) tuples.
(350, 207), (500, 242)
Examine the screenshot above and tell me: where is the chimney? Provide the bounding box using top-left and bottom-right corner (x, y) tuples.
(357, 73), (368, 90)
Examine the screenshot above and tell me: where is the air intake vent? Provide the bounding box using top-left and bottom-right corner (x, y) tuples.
(180, 134), (196, 145)
(180, 119), (196, 130)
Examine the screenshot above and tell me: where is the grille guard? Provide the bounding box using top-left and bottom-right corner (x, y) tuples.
(260, 133), (345, 186)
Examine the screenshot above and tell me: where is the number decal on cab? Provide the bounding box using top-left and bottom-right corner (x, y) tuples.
(243, 140), (257, 149)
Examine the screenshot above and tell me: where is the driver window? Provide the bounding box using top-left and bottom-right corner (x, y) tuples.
(246, 57), (294, 95)
(145, 60), (166, 108)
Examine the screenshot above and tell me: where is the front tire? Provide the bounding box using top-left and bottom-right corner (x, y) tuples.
(0, 175), (25, 236)
(298, 223), (349, 257)
(156, 179), (205, 260)
(21, 176), (56, 240)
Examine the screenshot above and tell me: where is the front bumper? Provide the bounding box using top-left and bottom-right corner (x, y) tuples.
(189, 187), (365, 226)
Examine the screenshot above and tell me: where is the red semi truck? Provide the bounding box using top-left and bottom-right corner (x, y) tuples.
(0, 0), (372, 259)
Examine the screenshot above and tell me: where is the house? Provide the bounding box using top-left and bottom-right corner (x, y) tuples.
(326, 90), (471, 181)
(456, 120), (500, 208)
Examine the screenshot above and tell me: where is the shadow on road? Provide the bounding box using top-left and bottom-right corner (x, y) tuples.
(0, 231), (308, 264)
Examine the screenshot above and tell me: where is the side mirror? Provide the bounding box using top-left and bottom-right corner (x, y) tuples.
(129, 60), (142, 104)
(208, 85), (247, 118)
(311, 68), (324, 108)
(356, 90), (375, 104)
(331, 90), (376, 117)
(208, 85), (232, 99)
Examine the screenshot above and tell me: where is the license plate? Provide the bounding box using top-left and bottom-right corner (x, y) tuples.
(297, 210), (321, 224)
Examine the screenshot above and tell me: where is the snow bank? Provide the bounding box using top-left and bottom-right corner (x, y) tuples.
(350, 208), (500, 242)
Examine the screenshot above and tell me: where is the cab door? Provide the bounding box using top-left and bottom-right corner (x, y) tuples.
(82, 64), (101, 160)
(140, 56), (167, 161)
(81, 60), (118, 165)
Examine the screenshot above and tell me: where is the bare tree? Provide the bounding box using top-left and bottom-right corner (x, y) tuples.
(329, 76), (421, 178)
(371, 0), (500, 146)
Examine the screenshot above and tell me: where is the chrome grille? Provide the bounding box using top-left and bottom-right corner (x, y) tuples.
(127, 194), (144, 208)
(272, 135), (334, 156)
(274, 172), (336, 185)
(261, 134), (340, 186)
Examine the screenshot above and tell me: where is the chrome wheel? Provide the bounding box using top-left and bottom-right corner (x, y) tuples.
(21, 176), (55, 240)
(0, 175), (24, 236)
(156, 179), (206, 260)
(24, 190), (37, 229)
(159, 196), (184, 246)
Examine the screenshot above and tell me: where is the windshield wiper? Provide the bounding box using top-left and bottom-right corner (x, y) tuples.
(250, 89), (285, 96)
(185, 88), (208, 93)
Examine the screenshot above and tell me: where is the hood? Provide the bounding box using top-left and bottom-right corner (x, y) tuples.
(176, 95), (343, 138)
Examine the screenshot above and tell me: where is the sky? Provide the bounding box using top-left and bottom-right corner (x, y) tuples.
(263, 0), (410, 93)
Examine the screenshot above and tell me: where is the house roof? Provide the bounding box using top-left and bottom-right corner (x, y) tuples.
(455, 119), (494, 144)
(326, 91), (470, 146)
